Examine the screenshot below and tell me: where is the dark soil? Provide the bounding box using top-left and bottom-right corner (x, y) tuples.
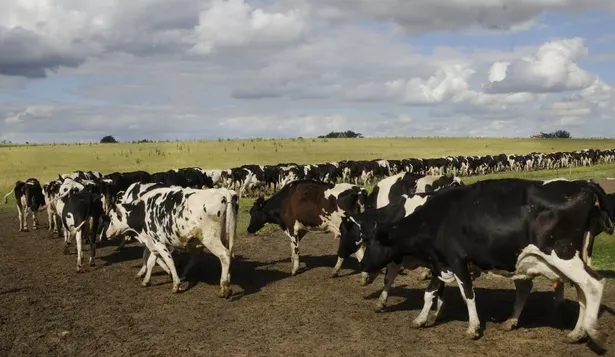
(1, 180), (615, 357)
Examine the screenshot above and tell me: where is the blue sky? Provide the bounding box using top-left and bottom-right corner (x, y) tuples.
(1, 0), (615, 143)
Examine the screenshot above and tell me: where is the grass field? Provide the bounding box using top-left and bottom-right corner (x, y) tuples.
(2, 137), (615, 270)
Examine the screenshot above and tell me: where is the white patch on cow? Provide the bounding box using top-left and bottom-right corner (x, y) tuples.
(542, 177), (569, 185)
(415, 175), (440, 194)
(374, 172), (405, 208)
(403, 195), (428, 217)
(514, 244), (606, 344)
(438, 270), (456, 283)
(318, 208), (345, 239)
(324, 183), (356, 198)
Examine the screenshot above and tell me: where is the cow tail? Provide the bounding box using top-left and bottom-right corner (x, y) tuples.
(588, 181), (615, 235)
(225, 192), (239, 256)
(3, 188), (14, 204)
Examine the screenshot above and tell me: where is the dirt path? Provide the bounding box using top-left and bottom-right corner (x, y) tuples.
(1, 180), (615, 357)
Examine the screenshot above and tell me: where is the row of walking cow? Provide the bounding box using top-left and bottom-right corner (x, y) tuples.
(3, 161), (615, 352)
(188, 147), (615, 197)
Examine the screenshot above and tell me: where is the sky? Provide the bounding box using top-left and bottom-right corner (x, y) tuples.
(2, 0), (615, 143)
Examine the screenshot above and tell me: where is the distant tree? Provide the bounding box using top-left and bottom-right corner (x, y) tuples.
(538, 130), (571, 139)
(317, 130), (363, 139)
(100, 135), (118, 143)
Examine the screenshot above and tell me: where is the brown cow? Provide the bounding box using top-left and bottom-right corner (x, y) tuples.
(247, 179), (365, 276)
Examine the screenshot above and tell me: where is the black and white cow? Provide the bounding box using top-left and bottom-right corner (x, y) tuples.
(246, 180), (366, 276)
(366, 173), (463, 209)
(333, 193), (431, 286)
(105, 186), (239, 297)
(3, 178), (46, 232)
(60, 190), (104, 272)
(42, 178), (63, 236)
(358, 178), (613, 348)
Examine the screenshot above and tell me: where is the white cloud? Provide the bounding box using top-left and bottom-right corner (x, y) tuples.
(191, 0), (307, 55)
(485, 38), (596, 93)
(1, 0), (615, 142)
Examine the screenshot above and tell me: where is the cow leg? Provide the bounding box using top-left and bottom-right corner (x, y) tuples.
(156, 247), (182, 293)
(31, 209), (39, 230)
(203, 239), (233, 299)
(290, 235), (300, 276)
(47, 208), (54, 232)
(451, 262), (481, 339)
(23, 207), (32, 231)
(75, 229), (83, 273)
(141, 250), (160, 286)
(412, 276), (445, 327)
(88, 219), (96, 267)
(179, 251), (199, 281)
(63, 230), (71, 255)
(519, 246), (606, 347)
(500, 279), (533, 331)
(553, 280), (565, 308)
(138, 247), (170, 279)
(16, 204), (24, 231)
(330, 257), (344, 278)
(353, 244), (372, 286)
(375, 260), (402, 312)
(567, 284), (588, 343)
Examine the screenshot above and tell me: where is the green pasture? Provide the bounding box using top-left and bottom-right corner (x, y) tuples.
(2, 137), (615, 271)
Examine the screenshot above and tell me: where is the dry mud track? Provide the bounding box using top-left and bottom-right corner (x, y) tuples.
(2, 180), (615, 357)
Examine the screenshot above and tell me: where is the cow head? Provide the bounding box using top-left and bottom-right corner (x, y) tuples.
(247, 196), (268, 234)
(358, 222), (400, 274)
(105, 203), (132, 238)
(337, 216), (368, 259)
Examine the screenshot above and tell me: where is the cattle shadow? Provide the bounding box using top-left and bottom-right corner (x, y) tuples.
(176, 252), (291, 300)
(0, 287), (30, 295)
(365, 284), (613, 333)
(97, 245), (145, 266)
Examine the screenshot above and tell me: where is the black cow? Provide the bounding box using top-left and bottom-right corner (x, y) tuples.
(3, 178), (46, 232)
(358, 178), (613, 349)
(333, 193), (430, 286)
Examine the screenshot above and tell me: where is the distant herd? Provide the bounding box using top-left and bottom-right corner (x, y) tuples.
(3, 147), (615, 352)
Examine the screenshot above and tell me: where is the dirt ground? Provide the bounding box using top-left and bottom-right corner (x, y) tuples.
(2, 180), (615, 357)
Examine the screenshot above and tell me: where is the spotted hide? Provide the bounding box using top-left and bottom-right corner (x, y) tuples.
(359, 178), (614, 350)
(105, 186), (239, 298)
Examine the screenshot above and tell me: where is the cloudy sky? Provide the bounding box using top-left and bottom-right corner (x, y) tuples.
(2, 0), (615, 143)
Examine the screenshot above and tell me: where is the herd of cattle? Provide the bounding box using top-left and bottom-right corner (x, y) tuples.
(3, 147), (615, 351)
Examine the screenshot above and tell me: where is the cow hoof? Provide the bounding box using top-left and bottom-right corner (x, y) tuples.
(360, 275), (370, 286)
(374, 303), (385, 313)
(410, 320), (425, 329)
(172, 284), (183, 293)
(220, 287), (233, 299)
(32, 227), (38, 231)
(499, 319), (518, 331)
(89, 260), (96, 267)
(466, 329), (481, 340)
(76, 267), (83, 273)
(141, 281), (151, 287)
(22, 229), (29, 233)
